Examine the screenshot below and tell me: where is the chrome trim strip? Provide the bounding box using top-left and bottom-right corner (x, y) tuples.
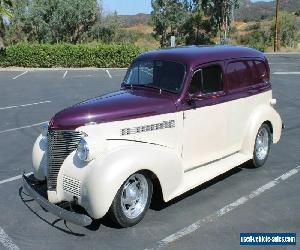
(184, 151), (240, 173)
(120, 120), (175, 136)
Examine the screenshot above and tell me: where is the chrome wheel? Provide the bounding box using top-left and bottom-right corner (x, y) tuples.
(121, 173), (149, 219)
(255, 126), (269, 161)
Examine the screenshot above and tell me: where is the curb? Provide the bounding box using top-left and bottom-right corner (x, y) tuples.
(0, 67), (128, 71)
(265, 52), (300, 55)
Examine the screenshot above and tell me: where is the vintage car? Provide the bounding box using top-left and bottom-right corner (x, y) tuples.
(23, 46), (283, 228)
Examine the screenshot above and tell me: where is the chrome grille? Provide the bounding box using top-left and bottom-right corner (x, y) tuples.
(47, 130), (83, 190)
(63, 175), (81, 197)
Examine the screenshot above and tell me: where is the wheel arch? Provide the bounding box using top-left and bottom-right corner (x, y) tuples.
(263, 120), (273, 138)
(84, 144), (183, 219)
(241, 104), (282, 156)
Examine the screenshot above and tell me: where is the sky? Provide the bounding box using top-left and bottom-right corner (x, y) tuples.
(101, 0), (273, 15)
(102, 0), (152, 15)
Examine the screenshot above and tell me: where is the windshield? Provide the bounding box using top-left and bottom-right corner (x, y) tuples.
(123, 60), (185, 93)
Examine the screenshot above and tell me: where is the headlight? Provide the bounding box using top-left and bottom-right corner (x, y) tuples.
(76, 138), (90, 162)
(40, 123), (48, 151)
(41, 123), (48, 137)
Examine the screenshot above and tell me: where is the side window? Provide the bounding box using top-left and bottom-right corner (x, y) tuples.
(189, 65), (223, 95)
(254, 60), (268, 84)
(189, 70), (202, 94)
(247, 60), (260, 85)
(227, 61), (251, 90)
(202, 65), (223, 93)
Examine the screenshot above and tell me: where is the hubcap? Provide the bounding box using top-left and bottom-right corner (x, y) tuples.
(255, 127), (269, 161)
(121, 174), (149, 219)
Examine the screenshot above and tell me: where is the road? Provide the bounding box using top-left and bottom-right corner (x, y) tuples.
(0, 55), (299, 250)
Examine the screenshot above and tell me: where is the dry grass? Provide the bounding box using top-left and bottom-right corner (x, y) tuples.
(125, 24), (154, 35)
(124, 20), (300, 51)
(123, 24), (159, 49)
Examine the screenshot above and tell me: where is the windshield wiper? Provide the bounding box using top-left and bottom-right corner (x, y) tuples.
(124, 84), (160, 91)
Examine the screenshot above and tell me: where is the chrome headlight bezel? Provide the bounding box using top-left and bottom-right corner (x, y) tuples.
(41, 123), (48, 137)
(76, 138), (90, 162)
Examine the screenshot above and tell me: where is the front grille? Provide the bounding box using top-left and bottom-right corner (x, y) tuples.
(47, 130), (83, 190)
(63, 175), (81, 197)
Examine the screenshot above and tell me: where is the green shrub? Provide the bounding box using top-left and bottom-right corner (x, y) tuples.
(237, 25), (273, 52)
(0, 43), (148, 68)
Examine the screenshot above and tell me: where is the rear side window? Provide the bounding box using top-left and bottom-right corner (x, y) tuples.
(227, 60), (268, 91)
(189, 65), (223, 94)
(254, 60), (268, 84)
(227, 61), (251, 90)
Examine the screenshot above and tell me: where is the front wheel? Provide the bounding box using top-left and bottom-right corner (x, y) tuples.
(109, 173), (153, 227)
(252, 124), (271, 168)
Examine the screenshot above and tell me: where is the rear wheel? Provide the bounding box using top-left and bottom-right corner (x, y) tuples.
(252, 124), (271, 168)
(109, 173), (153, 227)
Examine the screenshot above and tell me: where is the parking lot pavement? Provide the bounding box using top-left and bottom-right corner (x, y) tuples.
(0, 55), (299, 250)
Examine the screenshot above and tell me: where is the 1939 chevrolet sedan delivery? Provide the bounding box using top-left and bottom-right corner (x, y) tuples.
(23, 46), (283, 227)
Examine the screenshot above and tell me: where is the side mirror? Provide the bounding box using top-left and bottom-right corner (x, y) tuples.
(186, 93), (197, 109)
(186, 91), (203, 108)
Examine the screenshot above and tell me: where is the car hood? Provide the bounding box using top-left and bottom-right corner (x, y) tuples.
(49, 89), (176, 130)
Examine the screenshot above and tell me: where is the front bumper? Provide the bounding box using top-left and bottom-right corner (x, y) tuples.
(22, 174), (92, 227)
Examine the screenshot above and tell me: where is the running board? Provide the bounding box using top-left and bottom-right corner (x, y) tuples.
(167, 152), (251, 201)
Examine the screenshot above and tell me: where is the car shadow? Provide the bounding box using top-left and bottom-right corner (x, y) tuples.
(19, 186), (87, 236)
(150, 161), (254, 211)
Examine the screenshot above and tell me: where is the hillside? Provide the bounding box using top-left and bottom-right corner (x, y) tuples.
(236, 0), (300, 21)
(117, 13), (150, 28)
(118, 0), (300, 26)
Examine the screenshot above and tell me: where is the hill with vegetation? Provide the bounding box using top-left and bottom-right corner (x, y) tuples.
(118, 0), (300, 25)
(236, 0), (300, 21)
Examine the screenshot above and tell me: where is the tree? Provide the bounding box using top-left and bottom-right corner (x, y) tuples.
(6, 0), (101, 44)
(0, 0), (13, 49)
(88, 12), (121, 43)
(50, 0), (100, 43)
(277, 12), (300, 48)
(181, 9), (216, 45)
(151, 0), (189, 47)
(201, 0), (239, 43)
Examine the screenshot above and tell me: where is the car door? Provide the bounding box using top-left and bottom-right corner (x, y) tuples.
(181, 63), (230, 171)
(225, 59), (270, 153)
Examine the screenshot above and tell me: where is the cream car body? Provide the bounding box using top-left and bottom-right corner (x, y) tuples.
(27, 46), (282, 226)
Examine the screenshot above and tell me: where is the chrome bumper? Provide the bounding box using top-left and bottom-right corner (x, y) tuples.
(22, 174), (92, 227)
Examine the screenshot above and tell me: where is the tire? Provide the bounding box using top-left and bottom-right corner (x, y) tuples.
(252, 123), (271, 168)
(109, 172), (153, 228)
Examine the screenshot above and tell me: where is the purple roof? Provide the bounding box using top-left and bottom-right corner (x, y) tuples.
(49, 46), (267, 131)
(135, 45), (265, 69)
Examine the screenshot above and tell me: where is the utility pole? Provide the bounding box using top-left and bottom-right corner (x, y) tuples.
(274, 0), (280, 52)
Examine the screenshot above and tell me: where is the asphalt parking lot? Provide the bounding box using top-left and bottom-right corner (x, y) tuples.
(0, 54), (299, 250)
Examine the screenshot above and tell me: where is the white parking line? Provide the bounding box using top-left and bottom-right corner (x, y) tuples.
(0, 101), (51, 111)
(63, 70), (68, 79)
(0, 227), (19, 250)
(147, 166), (300, 250)
(273, 72), (300, 75)
(0, 173), (34, 250)
(269, 63), (297, 65)
(105, 69), (112, 78)
(0, 121), (48, 135)
(12, 71), (28, 80)
(0, 172), (33, 185)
